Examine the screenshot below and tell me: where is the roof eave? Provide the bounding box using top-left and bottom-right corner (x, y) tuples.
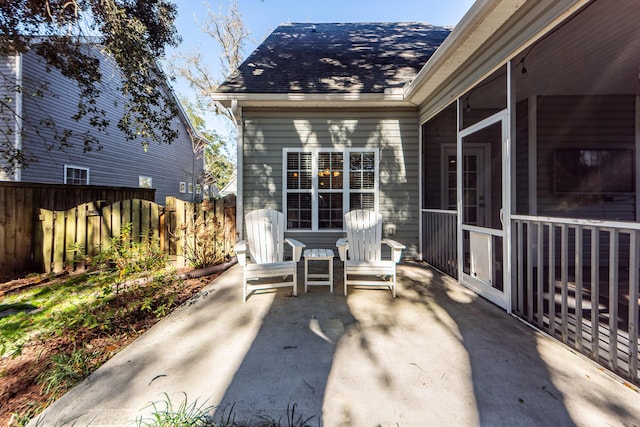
(212, 90), (416, 108)
(404, 0), (527, 104)
(404, 0), (590, 108)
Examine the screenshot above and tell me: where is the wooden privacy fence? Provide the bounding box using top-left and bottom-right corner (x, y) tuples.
(0, 182), (155, 279)
(36, 196), (236, 274)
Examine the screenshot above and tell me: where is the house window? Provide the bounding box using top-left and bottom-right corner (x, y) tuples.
(179, 182), (186, 193)
(283, 148), (378, 231)
(64, 165), (89, 185)
(139, 176), (152, 188)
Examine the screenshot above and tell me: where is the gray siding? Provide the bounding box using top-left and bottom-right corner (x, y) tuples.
(0, 53), (18, 179)
(242, 108), (420, 259)
(536, 95), (636, 221)
(16, 49), (201, 204)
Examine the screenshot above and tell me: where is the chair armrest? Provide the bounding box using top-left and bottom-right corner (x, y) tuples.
(336, 238), (348, 261)
(382, 238), (405, 263)
(235, 240), (247, 265)
(285, 238), (306, 262)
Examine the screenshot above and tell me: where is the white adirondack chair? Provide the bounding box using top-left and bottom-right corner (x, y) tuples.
(336, 209), (405, 297)
(235, 209), (305, 302)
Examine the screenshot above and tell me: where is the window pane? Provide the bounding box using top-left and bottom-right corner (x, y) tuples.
(300, 171), (312, 189)
(287, 172), (299, 189)
(287, 193), (312, 229)
(318, 191), (343, 229)
(350, 153), (361, 171)
(350, 193), (375, 211)
(332, 172), (342, 189)
(349, 152), (375, 190)
(362, 153), (375, 170)
(300, 152), (312, 169)
(362, 171), (375, 189)
(287, 153), (299, 170)
(331, 194), (343, 228)
(349, 171), (361, 189)
(319, 173), (330, 189)
(319, 152), (330, 170)
(287, 152), (312, 190)
(318, 152), (343, 190)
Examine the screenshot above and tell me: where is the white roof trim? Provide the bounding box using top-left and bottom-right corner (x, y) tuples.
(405, 0), (590, 109)
(404, 0), (527, 104)
(212, 90), (413, 108)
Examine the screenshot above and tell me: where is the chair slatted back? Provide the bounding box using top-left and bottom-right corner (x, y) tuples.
(245, 209), (285, 264)
(344, 209), (382, 261)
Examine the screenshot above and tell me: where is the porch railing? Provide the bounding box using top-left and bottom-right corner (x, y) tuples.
(422, 209), (458, 278)
(512, 214), (639, 385)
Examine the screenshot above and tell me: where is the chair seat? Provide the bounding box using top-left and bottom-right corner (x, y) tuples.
(345, 260), (395, 276)
(245, 261), (296, 278)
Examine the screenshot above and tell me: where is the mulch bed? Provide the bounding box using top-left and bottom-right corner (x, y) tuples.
(0, 262), (234, 426)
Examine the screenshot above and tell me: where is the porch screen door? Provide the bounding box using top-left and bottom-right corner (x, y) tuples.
(458, 112), (508, 309)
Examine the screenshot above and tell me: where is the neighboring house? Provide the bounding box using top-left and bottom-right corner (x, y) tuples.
(219, 172), (237, 197)
(214, 1), (640, 385)
(0, 45), (203, 204)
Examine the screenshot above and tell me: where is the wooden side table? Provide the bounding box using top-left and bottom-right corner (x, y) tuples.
(303, 248), (334, 293)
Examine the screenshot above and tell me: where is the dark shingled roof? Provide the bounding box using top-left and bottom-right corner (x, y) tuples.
(216, 22), (451, 95)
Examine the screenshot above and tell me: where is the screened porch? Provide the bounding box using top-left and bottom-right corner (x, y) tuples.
(420, 0), (640, 385)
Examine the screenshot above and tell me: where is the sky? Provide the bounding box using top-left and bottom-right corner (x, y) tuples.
(166, 0), (475, 134)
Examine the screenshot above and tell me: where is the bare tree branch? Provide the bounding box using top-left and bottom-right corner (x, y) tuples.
(170, 0), (250, 124)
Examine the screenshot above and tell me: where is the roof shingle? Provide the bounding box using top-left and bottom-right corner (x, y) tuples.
(216, 22), (451, 95)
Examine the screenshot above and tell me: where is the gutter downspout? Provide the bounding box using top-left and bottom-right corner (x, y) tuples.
(14, 52), (22, 181)
(230, 99), (243, 241)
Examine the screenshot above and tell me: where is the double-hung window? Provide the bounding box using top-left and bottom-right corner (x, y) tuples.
(284, 148), (378, 231)
(64, 165), (89, 185)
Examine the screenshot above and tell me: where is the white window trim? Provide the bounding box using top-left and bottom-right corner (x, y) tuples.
(63, 165), (90, 185)
(282, 147), (379, 232)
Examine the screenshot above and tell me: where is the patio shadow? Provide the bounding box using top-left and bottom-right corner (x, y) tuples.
(401, 263), (576, 426)
(212, 268), (355, 423)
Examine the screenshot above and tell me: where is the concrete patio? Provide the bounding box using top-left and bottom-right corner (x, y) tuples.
(31, 262), (640, 426)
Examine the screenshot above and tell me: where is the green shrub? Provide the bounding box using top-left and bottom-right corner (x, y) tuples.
(92, 223), (167, 282)
(180, 204), (228, 268)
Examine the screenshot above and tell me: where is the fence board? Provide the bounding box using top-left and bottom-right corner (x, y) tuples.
(151, 202), (160, 242)
(39, 209), (54, 273)
(77, 203), (88, 269)
(15, 187), (31, 273)
(32, 196), (235, 275)
(112, 201), (121, 248)
(0, 187), (6, 275)
(53, 210), (65, 272)
(132, 200), (141, 243)
(65, 206), (77, 269)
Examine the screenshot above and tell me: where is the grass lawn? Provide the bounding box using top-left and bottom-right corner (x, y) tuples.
(0, 266), (223, 426)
